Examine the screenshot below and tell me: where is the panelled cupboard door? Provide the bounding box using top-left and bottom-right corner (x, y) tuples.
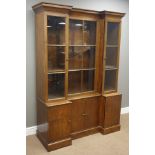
(48, 104), (71, 142)
(85, 97), (99, 129)
(104, 95), (122, 128)
(71, 97), (99, 133)
(48, 119), (71, 142)
(71, 100), (85, 132)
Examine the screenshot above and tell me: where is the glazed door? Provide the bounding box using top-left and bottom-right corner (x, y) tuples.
(68, 19), (97, 95)
(103, 20), (121, 94)
(47, 15), (67, 100)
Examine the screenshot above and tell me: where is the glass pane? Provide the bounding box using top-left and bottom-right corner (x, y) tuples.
(83, 47), (95, 69)
(68, 71), (81, 94)
(48, 46), (65, 71)
(104, 70), (117, 91)
(48, 74), (65, 99)
(82, 70), (94, 92)
(107, 22), (119, 45)
(47, 16), (65, 45)
(106, 47), (118, 69)
(84, 21), (96, 45)
(69, 20), (83, 45)
(69, 47), (83, 69)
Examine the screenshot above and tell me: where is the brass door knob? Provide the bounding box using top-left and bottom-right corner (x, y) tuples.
(82, 113), (88, 116)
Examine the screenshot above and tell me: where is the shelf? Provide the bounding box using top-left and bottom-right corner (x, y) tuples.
(105, 66), (118, 70)
(48, 44), (66, 47)
(106, 45), (118, 47)
(48, 69), (65, 74)
(69, 68), (95, 72)
(69, 45), (96, 47)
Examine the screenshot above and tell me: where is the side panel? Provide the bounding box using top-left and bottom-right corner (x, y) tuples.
(35, 11), (47, 101)
(37, 100), (48, 143)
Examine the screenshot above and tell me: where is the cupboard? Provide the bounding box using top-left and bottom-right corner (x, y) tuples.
(32, 2), (125, 151)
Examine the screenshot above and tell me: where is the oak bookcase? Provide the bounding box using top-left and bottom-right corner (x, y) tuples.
(32, 2), (125, 151)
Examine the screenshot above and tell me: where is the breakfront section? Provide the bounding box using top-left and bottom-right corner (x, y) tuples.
(33, 2), (125, 151)
(99, 12), (124, 134)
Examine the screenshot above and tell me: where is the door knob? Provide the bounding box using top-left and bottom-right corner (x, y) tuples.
(82, 113), (88, 116)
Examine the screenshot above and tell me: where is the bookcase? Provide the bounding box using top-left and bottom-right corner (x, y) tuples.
(32, 2), (125, 151)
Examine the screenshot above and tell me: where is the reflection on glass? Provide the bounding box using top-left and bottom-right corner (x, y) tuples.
(82, 70), (94, 92)
(69, 47), (83, 69)
(84, 21), (96, 45)
(68, 71), (81, 94)
(47, 16), (65, 45)
(48, 74), (65, 99)
(83, 47), (95, 68)
(106, 47), (118, 69)
(69, 20), (83, 45)
(48, 46), (65, 71)
(104, 70), (117, 91)
(107, 22), (119, 45)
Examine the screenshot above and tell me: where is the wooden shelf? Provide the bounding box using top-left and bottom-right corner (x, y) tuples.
(105, 66), (118, 70)
(106, 45), (118, 47)
(48, 69), (65, 74)
(48, 44), (66, 47)
(69, 45), (96, 47)
(69, 68), (95, 72)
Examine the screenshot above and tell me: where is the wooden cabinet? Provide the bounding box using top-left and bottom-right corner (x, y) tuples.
(33, 2), (125, 151)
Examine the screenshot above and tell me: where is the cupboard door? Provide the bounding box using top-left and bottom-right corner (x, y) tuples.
(85, 98), (99, 129)
(104, 94), (121, 128)
(48, 119), (71, 142)
(71, 100), (85, 132)
(48, 104), (71, 142)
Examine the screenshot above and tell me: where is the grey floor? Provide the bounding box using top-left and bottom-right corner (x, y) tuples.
(26, 114), (129, 155)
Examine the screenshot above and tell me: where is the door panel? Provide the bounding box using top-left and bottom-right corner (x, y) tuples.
(48, 119), (71, 142)
(71, 99), (85, 132)
(85, 97), (99, 129)
(48, 104), (71, 142)
(104, 94), (122, 127)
